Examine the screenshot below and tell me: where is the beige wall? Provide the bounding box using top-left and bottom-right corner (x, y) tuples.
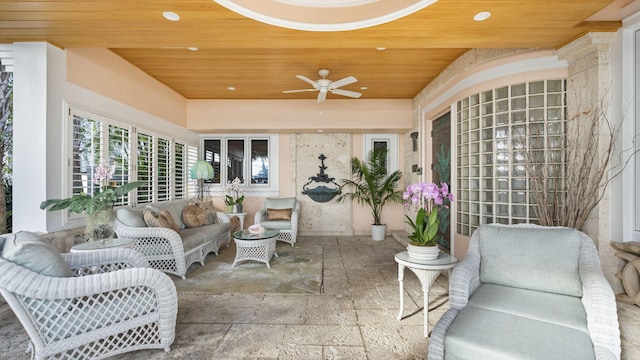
(66, 48), (187, 126)
(187, 99), (412, 132)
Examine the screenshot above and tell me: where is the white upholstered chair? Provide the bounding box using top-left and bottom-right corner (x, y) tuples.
(254, 197), (300, 246)
(0, 231), (177, 360)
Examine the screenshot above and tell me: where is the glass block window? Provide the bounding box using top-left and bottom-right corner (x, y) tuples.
(456, 80), (566, 236)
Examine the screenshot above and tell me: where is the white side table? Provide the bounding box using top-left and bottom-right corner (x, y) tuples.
(226, 212), (248, 230)
(395, 251), (458, 337)
(70, 237), (135, 253)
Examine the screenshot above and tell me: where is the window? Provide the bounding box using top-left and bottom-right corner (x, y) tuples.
(202, 134), (279, 196)
(68, 107), (197, 212)
(456, 80), (566, 236)
(364, 134), (399, 173)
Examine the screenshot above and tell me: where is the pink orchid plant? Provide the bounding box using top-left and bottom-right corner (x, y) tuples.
(403, 182), (453, 246)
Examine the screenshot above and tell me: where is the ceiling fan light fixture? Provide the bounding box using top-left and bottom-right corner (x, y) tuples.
(473, 11), (491, 21)
(227, 86), (236, 91)
(162, 11), (181, 21)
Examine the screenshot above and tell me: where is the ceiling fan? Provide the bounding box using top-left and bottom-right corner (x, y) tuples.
(283, 69), (362, 103)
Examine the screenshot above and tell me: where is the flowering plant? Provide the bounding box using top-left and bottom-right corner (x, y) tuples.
(225, 177), (244, 206)
(41, 161), (143, 215)
(403, 182), (453, 246)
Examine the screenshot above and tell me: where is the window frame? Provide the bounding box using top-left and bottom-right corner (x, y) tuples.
(364, 133), (399, 174)
(201, 134), (279, 197)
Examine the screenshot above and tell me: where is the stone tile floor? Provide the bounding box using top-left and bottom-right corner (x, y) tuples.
(1, 235), (639, 359)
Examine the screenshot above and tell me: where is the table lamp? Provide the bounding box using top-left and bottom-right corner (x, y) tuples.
(190, 160), (214, 203)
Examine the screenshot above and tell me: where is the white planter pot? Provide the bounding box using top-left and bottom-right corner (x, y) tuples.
(371, 224), (386, 241)
(407, 244), (441, 261)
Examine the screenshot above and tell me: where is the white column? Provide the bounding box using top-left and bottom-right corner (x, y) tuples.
(12, 42), (67, 232)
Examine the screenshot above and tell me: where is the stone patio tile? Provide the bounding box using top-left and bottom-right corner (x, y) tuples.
(285, 325), (363, 346)
(173, 323), (230, 346)
(305, 295), (357, 325)
(622, 345), (640, 360)
(351, 284), (402, 310)
(213, 324), (286, 358)
(277, 344), (323, 359)
(321, 284), (353, 297)
(356, 308), (422, 326)
(336, 236), (363, 246)
(360, 324), (428, 359)
(346, 268), (388, 287)
(253, 295), (307, 325)
(179, 304), (257, 324)
(323, 345), (367, 359)
(322, 269), (348, 286)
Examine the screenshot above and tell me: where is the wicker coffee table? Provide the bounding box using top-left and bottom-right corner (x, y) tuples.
(232, 229), (280, 268)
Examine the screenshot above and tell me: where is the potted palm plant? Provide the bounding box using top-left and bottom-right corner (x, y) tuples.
(336, 147), (403, 241)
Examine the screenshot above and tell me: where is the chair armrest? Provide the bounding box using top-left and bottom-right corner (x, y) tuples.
(62, 248), (150, 275)
(448, 251), (481, 309)
(113, 221), (185, 258)
(216, 212), (231, 223)
(254, 209), (266, 224)
(579, 237), (621, 360)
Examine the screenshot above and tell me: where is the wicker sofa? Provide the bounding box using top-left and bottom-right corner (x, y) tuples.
(428, 224), (620, 360)
(113, 199), (231, 279)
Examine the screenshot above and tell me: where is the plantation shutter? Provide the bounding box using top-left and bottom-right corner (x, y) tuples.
(157, 137), (171, 202)
(70, 111), (101, 198)
(108, 124), (131, 206)
(137, 132), (154, 204)
(174, 142), (186, 199)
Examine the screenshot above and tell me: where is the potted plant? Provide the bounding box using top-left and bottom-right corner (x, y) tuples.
(336, 147), (403, 241)
(226, 177), (244, 213)
(40, 161), (143, 242)
(403, 182), (453, 260)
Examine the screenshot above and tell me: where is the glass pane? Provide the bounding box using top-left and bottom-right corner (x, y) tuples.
(251, 139), (269, 184)
(529, 94), (544, 108)
(511, 97), (526, 110)
(72, 115), (101, 197)
(547, 79), (563, 92)
(227, 139), (245, 183)
(511, 83), (526, 96)
(203, 139), (221, 184)
(529, 109), (545, 122)
(529, 81), (544, 94)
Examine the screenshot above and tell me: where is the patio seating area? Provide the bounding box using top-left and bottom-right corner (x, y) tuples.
(1, 235), (639, 359)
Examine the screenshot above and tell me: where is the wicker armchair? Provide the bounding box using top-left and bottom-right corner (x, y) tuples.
(0, 245), (177, 360)
(254, 197), (300, 246)
(428, 224), (620, 360)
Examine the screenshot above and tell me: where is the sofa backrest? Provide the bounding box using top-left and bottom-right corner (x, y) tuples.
(477, 224), (583, 297)
(117, 199), (192, 230)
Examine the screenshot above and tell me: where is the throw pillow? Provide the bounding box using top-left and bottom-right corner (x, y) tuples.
(267, 208), (292, 221)
(143, 210), (172, 229)
(182, 203), (207, 228)
(159, 210), (180, 232)
(116, 208), (147, 227)
(1, 231), (75, 277)
(204, 208), (219, 225)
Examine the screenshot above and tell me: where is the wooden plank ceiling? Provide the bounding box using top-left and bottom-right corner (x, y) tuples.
(0, 0), (621, 100)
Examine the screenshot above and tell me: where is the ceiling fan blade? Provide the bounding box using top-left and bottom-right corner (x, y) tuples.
(283, 89), (318, 93)
(331, 88), (362, 98)
(330, 76), (357, 89)
(296, 75), (317, 87)
(317, 91), (327, 103)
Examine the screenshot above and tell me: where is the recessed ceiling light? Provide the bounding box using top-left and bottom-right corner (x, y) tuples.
(473, 11), (491, 21)
(163, 11), (180, 21)
(376, 47), (387, 51)
(317, 129), (324, 133)
(360, 86), (368, 90)
(227, 86), (236, 91)
(187, 47), (199, 51)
